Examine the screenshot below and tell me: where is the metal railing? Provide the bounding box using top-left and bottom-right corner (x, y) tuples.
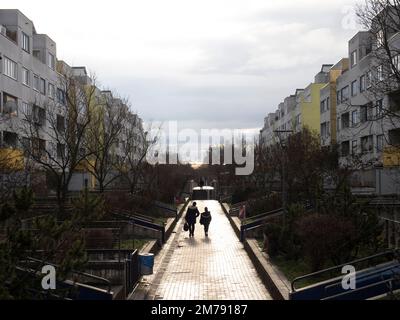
(240, 208), (284, 242)
(21, 256), (112, 294)
(291, 250), (399, 293)
(112, 210), (166, 243)
(124, 250), (140, 298)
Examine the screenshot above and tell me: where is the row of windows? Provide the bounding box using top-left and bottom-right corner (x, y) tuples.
(0, 130), (67, 159)
(2, 57), (66, 103)
(341, 134), (385, 156)
(336, 59), (400, 107)
(337, 100), (383, 131)
(2, 28), (56, 70)
(1, 91), (66, 129)
(336, 65), (389, 105)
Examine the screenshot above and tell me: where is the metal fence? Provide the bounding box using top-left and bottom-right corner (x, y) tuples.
(124, 250), (140, 298)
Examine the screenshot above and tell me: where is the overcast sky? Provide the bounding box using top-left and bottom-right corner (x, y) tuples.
(4, 0), (363, 136)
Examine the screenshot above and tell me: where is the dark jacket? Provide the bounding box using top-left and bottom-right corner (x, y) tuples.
(185, 205), (200, 224)
(200, 211), (212, 225)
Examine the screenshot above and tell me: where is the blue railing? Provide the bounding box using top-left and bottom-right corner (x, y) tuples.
(290, 250), (400, 300)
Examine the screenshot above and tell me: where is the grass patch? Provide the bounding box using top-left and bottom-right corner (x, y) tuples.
(255, 240), (339, 288)
(270, 256), (338, 288)
(114, 238), (153, 250)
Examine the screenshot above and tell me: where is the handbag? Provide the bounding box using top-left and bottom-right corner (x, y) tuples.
(183, 222), (189, 231)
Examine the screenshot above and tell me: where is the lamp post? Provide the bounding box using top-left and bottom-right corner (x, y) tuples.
(274, 130), (293, 224)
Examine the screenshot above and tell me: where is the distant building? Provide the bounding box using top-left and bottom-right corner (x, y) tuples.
(260, 65), (332, 146)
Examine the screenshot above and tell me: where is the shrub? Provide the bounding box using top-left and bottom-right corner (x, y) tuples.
(295, 214), (356, 271)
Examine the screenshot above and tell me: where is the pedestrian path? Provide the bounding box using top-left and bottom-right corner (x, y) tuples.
(150, 200), (272, 300)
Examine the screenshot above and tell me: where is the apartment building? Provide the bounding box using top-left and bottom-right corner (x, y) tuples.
(0, 9), (144, 192)
(260, 65), (331, 146)
(334, 30), (400, 194)
(320, 58), (349, 147)
(260, 94), (296, 146)
(0, 10), (59, 156)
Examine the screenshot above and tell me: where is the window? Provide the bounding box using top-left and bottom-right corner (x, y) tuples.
(33, 74), (40, 91)
(33, 50), (40, 59)
(3, 57), (17, 79)
(326, 97), (330, 110)
(2, 131), (18, 149)
(22, 32), (30, 52)
(360, 104), (370, 123)
(21, 102), (32, 119)
(376, 99), (383, 117)
(341, 141), (350, 156)
(48, 53), (55, 70)
(377, 65), (384, 82)
(351, 110), (360, 126)
(40, 78), (46, 95)
(377, 134), (385, 152)
(351, 50), (357, 67)
(33, 105), (46, 126)
(337, 116), (341, 132)
(366, 71), (372, 88)
(32, 138), (46, 158)
(4, 27), (17, 43)
(337, 90), (341, 104)
(57, 88), (66, 105)
(341, 112), (350, 129)
(321, 122), (330, 138)
(22, 67), (30, 86)
(56, 115), (65, 132)
(360, 75), (366, 92)
(361, 135), (374, 153)
(352, 140), (358, 155)
(321, 122), (329, 138)
(341, 86), (349, 102)
(2, 93), (18, 116)
(392, 54), (400, 73)
(48, 83), (55, 99)
(351, 80), (358, 96)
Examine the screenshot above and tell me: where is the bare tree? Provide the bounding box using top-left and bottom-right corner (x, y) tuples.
(83, 92), (128, 193)
(18, 70), (97, 215)
(115, 116), (158, 194)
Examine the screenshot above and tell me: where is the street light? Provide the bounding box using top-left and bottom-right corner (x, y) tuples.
(273, 130), (293, 224)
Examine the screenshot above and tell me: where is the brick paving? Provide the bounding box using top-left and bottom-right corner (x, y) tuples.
(150, 200), (272, 300)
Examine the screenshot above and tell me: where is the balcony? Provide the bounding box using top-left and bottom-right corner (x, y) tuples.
(0, 25), (17, 44)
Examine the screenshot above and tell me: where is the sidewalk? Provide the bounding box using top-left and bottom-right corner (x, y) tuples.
(148, 200), (272, 300)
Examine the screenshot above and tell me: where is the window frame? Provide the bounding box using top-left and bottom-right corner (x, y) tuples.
(351, 80), (358, 96)
(3, 56), (18, 80)
(48, 52), (55, 70)
(22, 67), (30, 86)
(22, 32), (30, 53)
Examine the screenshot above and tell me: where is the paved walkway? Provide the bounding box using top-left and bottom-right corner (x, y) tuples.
(149, 200), (271, 300)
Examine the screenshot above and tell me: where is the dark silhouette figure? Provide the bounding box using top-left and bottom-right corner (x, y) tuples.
(185, 202), (200, 237)
(200, 207), (212, 237)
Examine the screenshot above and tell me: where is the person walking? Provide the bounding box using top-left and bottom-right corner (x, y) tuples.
(185, 202), (200, 237)
(200, 207), (212, 237)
